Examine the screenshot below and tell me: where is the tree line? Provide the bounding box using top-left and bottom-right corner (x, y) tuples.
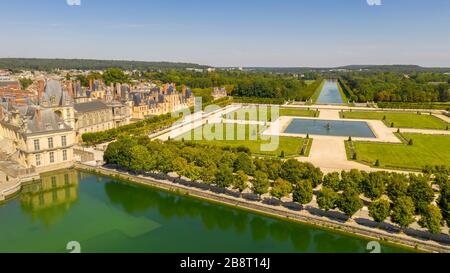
(142, 70), (320, 101)
(0, 58), (208, 71)
(104, 137), (450, 235)
(340, 72), (450, 103)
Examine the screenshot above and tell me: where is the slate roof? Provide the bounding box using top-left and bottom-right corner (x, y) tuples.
(74, 101), (109, 113)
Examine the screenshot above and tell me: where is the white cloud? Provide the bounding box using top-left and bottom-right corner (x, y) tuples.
(367, 0), (382, 6)
(66, 0), (81, 6)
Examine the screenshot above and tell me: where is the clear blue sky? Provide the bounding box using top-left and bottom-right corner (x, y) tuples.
(1, 0), (449, 67)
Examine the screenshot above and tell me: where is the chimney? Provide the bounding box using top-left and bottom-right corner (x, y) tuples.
(0, 105), (3, 121)
(35, 107), (42, 123)
(164, 84), (169, 94)
(89, 79), (93, 91)
(182, 85), (187, 97)
(38, 80), (45, 103)
(67, 80), (73, 97)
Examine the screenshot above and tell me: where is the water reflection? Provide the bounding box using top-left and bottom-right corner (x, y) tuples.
(5, 170), (408, 253)
(20, 170), (79, 226)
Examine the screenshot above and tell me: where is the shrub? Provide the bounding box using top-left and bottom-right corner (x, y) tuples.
(375, 160), (380, 167)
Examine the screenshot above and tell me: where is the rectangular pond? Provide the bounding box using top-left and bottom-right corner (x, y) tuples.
(316, 80), (344, 104)
(284, 119), (376, 138)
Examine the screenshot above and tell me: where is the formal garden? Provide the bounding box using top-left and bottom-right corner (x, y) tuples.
(346, 133), (450, 171)
(341, 111), (450, 130)
(228, 106), (319, 121)
(176, 123), (312, 158)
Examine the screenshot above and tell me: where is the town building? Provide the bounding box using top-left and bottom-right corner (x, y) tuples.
(0, 104), (76, 173)
(212, 87), (228, 100)
(130, 83), (194, 119)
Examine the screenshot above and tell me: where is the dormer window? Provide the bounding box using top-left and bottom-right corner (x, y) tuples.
(51, 96), (56, 104)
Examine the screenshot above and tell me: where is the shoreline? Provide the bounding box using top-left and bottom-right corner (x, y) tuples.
(75, 163), (450, 253)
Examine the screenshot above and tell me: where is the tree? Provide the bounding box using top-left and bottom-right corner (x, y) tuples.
(323, 172), (341, 191)
(387, 173), (409, 202)
(340, 169), (364, 193)
(103, 67), (130, 85)
(438, 181), (450, 226)
(337, 191), (363, 218)
(201, 164), (217, 185)
(104, 141), (122, 165)
(266, 159), (282, 181)
(181, 163), (202, 182)
(215, 165), (234, 189)
(233, 170), (248, 195)
(233, 152), (255, 176)
(293, 180), (313, 206)
(391, 196), (416, 229)
(129, 145), (149, 173)
(408, 175), (435, 214)
(280, 159), (304, 184)
(19, 78), (33, 89)
(280, 159), (322, 187)
(369, 198), (391, 224)
(173, 157), (188, 178)
(271, 178), (292, 202)
(418, 205), (443, 234)
(252, 171), (270, 198)
(317, 187), (339, 211)
(361, 172), (387, 200)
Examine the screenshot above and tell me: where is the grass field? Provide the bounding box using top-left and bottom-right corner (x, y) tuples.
(305, 80), (316, 86)
(229, 107), (318, 121)
(309, 80), (326, 103)
(342, 111), (450, 130)
(349, 133), (450, 170)
(176, 123), (309, 157)
(337, 82), (349, 104)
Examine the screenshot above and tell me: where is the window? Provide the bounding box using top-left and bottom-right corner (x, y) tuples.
(62, 150), (68, 161)
(35, 154), (41, 166)
(34, 139), (40, 151)
(61, 136), (67, 147)
(48, 137), (54, 149)
(49, 152), (55, 163)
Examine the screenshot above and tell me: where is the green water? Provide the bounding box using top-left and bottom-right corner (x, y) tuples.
(0, 170), (411, 253)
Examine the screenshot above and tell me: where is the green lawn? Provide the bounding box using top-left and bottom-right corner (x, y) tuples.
(229, 107), (318, 121)
(337, 82), (349, 104)
(342, 111), (450, 130)
(176, 123), (309, 157)
(305, 80), (316, 86)
(309, 80), (326, 103)
(349, 133), (450, 170)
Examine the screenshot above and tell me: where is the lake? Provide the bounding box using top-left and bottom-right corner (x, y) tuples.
(0, 170), (408, 253)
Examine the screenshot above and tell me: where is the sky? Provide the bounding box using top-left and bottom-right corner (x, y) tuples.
(0, 0), (449, 67)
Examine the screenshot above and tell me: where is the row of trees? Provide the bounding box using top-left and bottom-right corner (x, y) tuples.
(82, 113), (179, 145)
(319, 170), (448, 234)
(341, 72), (450, 103)
(104, 137), (450, 235)
(142, 70), (320, 101)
